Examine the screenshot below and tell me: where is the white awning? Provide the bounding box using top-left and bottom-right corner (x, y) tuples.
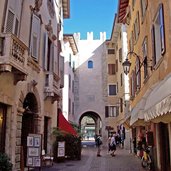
(130, 99), (145, 126)
(144, 74), (171, 122)
(130, 88), (154, 126)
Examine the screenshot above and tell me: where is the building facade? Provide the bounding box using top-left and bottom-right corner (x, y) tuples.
(0, 0), (69, 170)
(62, 34), (78, 123)
(118, 0), (171, 170)
(106, 14), (130, 149)
(74, 32), (108, 142)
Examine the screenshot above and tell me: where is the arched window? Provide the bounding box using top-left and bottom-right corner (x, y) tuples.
(88, 60), (93, 69)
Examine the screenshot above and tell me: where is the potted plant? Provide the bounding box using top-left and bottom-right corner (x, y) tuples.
(0, 153), (13, 171)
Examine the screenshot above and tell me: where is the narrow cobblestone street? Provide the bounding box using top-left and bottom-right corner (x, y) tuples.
(36, 146), (145, 171)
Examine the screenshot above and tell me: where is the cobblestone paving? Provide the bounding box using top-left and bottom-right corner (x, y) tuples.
(34, 146), (145, 171)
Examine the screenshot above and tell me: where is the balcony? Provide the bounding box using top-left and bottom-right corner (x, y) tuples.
(0, 33), (28, 84)
(44, 72), (61, 103)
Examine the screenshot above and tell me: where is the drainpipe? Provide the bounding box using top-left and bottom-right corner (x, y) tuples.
(1, 0), (8, 33)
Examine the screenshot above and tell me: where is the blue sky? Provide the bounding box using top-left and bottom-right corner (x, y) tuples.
(63, 0), (118, 40)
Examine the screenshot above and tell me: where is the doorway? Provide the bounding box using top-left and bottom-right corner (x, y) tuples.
(21, 93), (38, 166)
(159, 122), (170, 171)
(44, 116), (50, 153)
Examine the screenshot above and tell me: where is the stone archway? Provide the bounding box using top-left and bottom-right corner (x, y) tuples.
(79, 111), (102, 140)
(21, 92), (39, 166)
(15, 82), (41, 170)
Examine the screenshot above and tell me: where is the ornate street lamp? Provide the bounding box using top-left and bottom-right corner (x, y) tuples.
(122, 51), (142, 75)
(122, 58), (131, 75)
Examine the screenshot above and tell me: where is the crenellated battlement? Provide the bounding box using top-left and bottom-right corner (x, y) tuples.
(74, 32), (106, 41)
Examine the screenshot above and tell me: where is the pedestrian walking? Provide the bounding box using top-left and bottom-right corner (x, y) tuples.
(110, 132), (116, 157)
(95, 134), (102, 157)
(108, 135), (112, 152)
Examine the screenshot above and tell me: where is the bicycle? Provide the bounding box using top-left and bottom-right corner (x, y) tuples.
(141, 146), (153, 170)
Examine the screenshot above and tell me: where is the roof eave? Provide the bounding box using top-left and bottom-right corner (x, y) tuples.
(117, 0), (129, 23)
(62, 0), (70, 18)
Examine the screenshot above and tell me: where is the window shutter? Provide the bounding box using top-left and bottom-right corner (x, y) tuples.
(120, 98), (123, 113)
(159, 4), (165, 55)
(137, 12), (140, 35)
(43, 33), (48, 70)
(136, 58), (141, 89)
(116, 106), (119, 117)
(108, 64), (115, 75)
(53, 45), (58, 74)
(131, 70), (136, 97)
(119, 48), (122, 62)
(151, 25), (156, 66)
(50, 44), (54, 71)
(14, 18), (19, 36)
(130, 76), (133, 97)
(6, 10), (14, 33)
(116, 60), (118, 72)
(31, 14), (40, 59)
(59, 56), (64, 88)
(105, 106), (109, 118)
(133, 70), (136, 94)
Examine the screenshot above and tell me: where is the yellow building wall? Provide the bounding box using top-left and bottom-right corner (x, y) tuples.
(127, 0), (171, 107)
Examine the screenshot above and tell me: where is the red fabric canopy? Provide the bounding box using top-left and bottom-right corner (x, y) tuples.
(58, 112), (77, 136)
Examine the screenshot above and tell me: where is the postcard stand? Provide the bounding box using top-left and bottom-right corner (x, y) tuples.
(26, 134), (42, 171)
(56, 141), (65, 162)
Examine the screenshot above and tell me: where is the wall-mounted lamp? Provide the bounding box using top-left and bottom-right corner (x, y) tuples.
(122, 58), (131, 75)
(122, 51), (151, 75)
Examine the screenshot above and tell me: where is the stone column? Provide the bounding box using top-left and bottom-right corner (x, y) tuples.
(15, 107), (24, 171)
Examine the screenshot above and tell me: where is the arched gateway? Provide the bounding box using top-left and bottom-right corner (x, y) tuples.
(79, 111), (102, 139)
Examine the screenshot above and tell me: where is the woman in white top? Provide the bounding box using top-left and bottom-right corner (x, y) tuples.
(110, 133), (116, 157)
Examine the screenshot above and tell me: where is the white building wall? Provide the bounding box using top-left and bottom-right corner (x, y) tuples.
(63, 41), (76, 122)
(74, 32), (108, 139)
